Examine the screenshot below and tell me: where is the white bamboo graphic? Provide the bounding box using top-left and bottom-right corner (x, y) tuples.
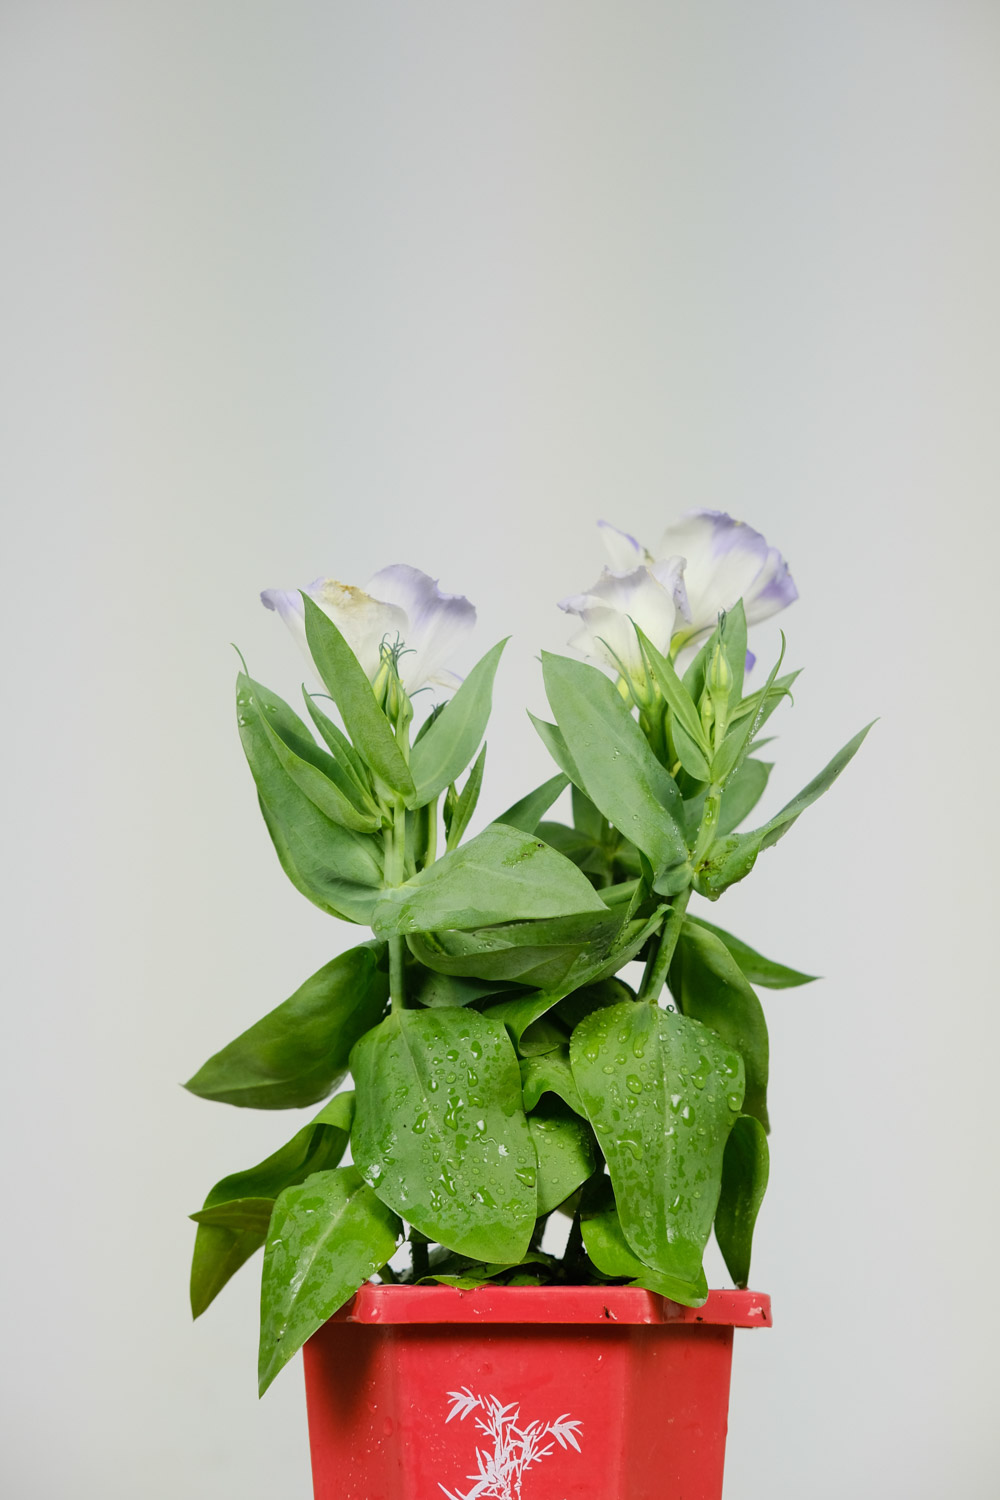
(439, 1387), (582, 1500)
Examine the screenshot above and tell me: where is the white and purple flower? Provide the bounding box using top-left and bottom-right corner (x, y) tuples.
(261, 564), (476, 695)
(562, 511), (797, 682)
(559, 558), (689, 693)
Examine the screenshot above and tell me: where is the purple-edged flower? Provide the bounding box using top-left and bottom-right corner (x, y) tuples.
(559, 558), (689, 693)
(261, 564), (476, 694)
(651, 511), (798, 645)
(597, 512), (797, 651)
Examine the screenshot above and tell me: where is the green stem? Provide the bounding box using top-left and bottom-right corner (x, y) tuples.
(638, 887), (690, 1002)
(383, 798), (407, 1013)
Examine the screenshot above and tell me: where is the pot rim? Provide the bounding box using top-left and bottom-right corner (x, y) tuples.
(336, 1283), (771, 1328)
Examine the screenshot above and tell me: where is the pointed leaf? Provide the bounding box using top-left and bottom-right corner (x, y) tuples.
(696, 722), (874, 899)
(581, 1189), (708, 1306)
(185, 943), (389, 1108)
(409, 640), (506, 805)
(302, 691), (380, 808)
(189, 1094), (354, 1318)
(443, 743), (487, 851)
(715, 1114), (769, 1287)
(255, 795), (380, 924)
(258, 1166), (400, 1394)
(497, 773), (570, 834)
(672, 920), (771, 1131)
(541, 653), (690, 891)
(686, 916), (817, 989)
(351, 1009), (536, 1262)
(242, 675), (380, 832)
(634, 626), (711, 753)
(570, 1000), (744, 1284)
(371, 821), (607, 935)
(301, 594), (415, 797)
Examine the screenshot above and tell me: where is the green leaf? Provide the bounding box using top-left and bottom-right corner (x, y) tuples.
(672, 920), (771, 1131)
(184, 943), (389, 1109)
(695, 722), (875, 899)
(238, 675), (384, 911)
(301, 594), (415, 797)
(541, 653), (690, 893)
(711, 632), (784, 785)
(672, 718), (712, 782)
(633, 626), (712, 754)
(686, 916), (817, 989)
(256, 796), (380, 925)
(718, 756), (772, 835)
(496, 773), (570, 834)
(443, 743), (487, 851)
(302, 691), (380, 806)
(350, 1008), (536, 1262)
(581, 1189), (708, 1306)
(258, 1166), (400, 1395)
(570, 1000), (744, 1285)
(410, 968), (512, 1008)
(520, 1048), (585, 1116)
(483, 910), (665, 1049)
(715, 1115), (769, 1287)
(189, 1093), (354, 1318)
(190, 1199), (275, 1235)
(406, 909), (621, 988)
(241, 675), (380, 832)
(371, 821), (608, 936)
(528, 1106), (595, 1215)
(409, 640), (506, 805)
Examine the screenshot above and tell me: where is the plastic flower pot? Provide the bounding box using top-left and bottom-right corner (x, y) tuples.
(302, 1283), (770, 1500)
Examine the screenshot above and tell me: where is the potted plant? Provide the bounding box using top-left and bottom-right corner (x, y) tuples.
(187, 512), (869, 1500)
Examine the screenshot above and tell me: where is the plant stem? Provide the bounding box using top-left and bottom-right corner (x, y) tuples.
(383, 797), (407, 1013)
(638, 887), (690, 1002)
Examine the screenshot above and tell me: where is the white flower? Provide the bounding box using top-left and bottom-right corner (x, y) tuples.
(600, 510), (797, 648)
(261, 564), (476, 694)
(558, 558), (688, 690)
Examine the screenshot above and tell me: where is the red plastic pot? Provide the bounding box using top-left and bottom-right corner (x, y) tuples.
(303, 1284), (770, 1499)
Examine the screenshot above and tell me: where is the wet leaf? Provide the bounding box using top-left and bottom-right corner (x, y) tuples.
(581, 1186), (708, 1306)
(258, 1166), (400, 1394)
(351, 1008), (536, 1263)
(520, 1048), (585, 1116)
(371, 821), (607, 936)
(529, 1105), (595, 1215)
(189, 1094), (354, 1318)
(570, 1000), (744, 1286)
(671, 920), (771, 1131)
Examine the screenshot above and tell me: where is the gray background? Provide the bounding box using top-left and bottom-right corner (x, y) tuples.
(3, 2), (998, 1495)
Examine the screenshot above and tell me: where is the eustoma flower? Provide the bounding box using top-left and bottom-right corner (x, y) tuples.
(561, 512), (797, 684)
(261, 564), (476, 695)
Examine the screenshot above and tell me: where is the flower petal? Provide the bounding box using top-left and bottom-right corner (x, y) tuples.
(559, 565), (682, 678)
(597, 521), (648, 572)
(310, 579), (408, 680)
(366, 564), (476, 692)
(655, 510), (795, 639)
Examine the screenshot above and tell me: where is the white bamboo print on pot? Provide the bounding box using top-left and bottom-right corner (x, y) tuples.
(439, 1387), (583, 1500)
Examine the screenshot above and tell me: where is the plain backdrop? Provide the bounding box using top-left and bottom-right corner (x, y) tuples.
(2, 3), (998, 1496)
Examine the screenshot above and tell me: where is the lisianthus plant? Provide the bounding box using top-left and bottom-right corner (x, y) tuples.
(187, 513), (869, 1396)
